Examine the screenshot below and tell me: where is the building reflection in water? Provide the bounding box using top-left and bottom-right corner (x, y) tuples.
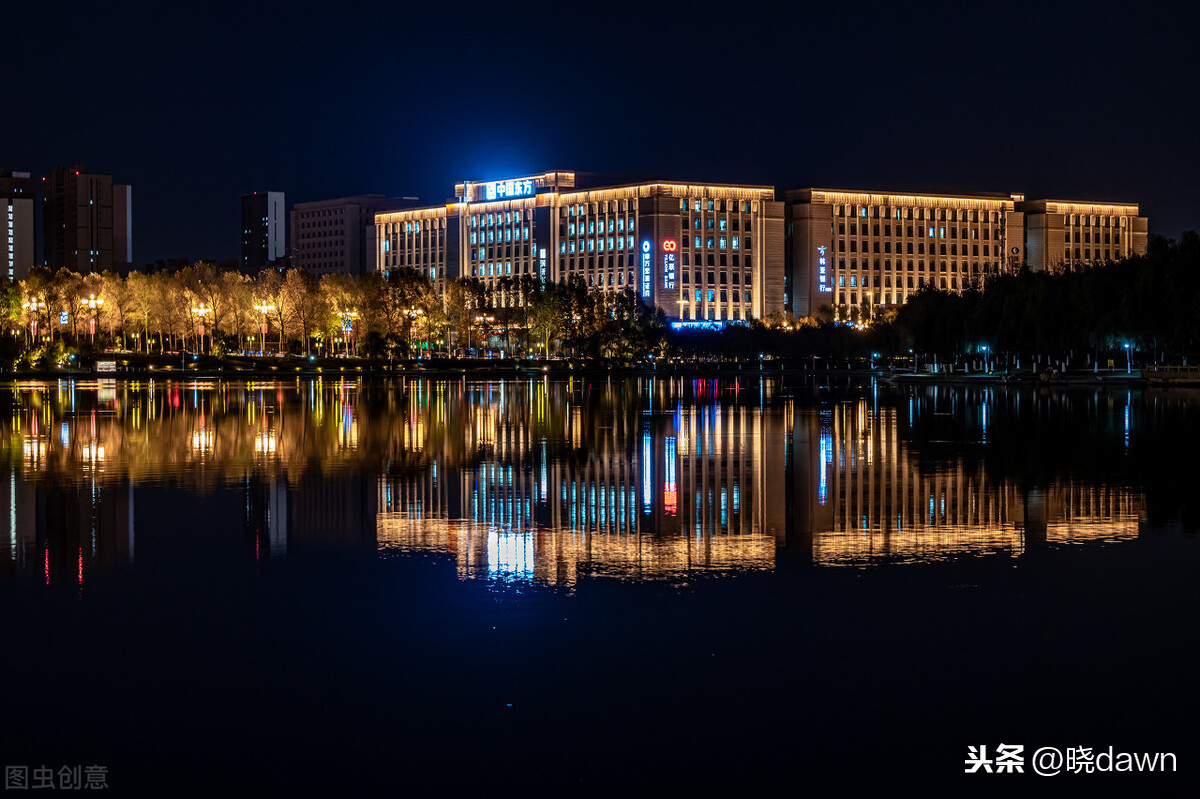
(0, 377), (1149, 588)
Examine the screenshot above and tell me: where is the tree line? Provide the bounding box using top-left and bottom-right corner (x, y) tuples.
(0, 265), (664, 363)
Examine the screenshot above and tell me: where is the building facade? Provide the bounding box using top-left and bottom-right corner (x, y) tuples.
(42, 166), (132, 273)
(1017, 199), (1148, 272)
(375, 171), (786, 322)
(1, 170), (36, 280)
(786, 188), (1026, 318)
(291, 194), (417, 276)
(241, 191), (285, 271)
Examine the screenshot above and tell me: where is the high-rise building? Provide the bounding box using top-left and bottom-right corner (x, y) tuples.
(241, 191), (285, 271)
(375, 171), (785, 323)
(42, 166), (132, 273)
(1, 170), (36, 280)
(291, 195), (417, 276)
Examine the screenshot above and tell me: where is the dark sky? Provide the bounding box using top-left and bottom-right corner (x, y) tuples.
(6, 1), (1198, 265)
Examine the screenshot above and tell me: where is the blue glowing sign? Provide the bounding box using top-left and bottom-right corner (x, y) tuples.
(59, 311), (69, 325)
(538, 248), (547, 285)
(484, 179), (534, 201)
(669, 320), (747, 331)
(817, 245), (833, 293)
(662, 239), (676, 290)
(640, 240), (652, 298)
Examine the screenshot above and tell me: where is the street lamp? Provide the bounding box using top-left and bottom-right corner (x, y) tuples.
(254, 301), (276, 354)
(335, 309), (359, 357)
(192, 304), (211, 354)
(1124, 342), (1131, 375)
(22, 298), (43, 343)
(404, 306), (425, 359)
(79, 294), (104, 344)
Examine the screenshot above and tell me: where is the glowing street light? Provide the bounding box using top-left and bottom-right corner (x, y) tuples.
(22, 298), (43, 341)
(192, 304), (211, 353)
(1124, 342), (1131, 375)
(335, 309), (359, 356)
(79, 294), (104, 343)
(254, 301), (276, 353)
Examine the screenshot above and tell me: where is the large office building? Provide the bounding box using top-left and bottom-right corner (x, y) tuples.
(291, 194), (417, 276)
(786, 188), (1149, 318)
(375, 171), (786, 322)
(1, 170), (36, 280)
(1017, 199), (1148, 272)
(241, 191), (286, 271)
(42, 166), (132, 273)
(786, 188), (1027, 318)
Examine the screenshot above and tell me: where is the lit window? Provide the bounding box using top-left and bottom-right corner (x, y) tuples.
(732, 236), (739, 249)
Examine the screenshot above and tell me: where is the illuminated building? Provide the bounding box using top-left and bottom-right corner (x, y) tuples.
(375, 171), (786, 321)
(241, 191), (285, 271)
(42, 166), (133, 272)
(1017, 199), (1148, 273)
(291, 194), (418, 276)
(786, 189), (1150, 318)
(786, 188), (1026, 318)
(1, 170), (35, 280)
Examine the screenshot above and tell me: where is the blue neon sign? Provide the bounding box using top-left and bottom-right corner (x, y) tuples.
(484, 179), (534, 201)
(640, 240), (652, 298)
(817, 245), (833, 293)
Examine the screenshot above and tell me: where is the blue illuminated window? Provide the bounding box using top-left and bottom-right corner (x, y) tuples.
(694, 235), (701, 248)
(860, 207), (867, 218)
(707, 289), (715, 302)
(608, 237), (614, 250)
(506, 262), (512, 274)
(928, 227), (935, 237)
(719, 219), (727, 232)
(608, 220), (614, 232)
(706, 237), (714, 248)
(693, 199), (701, 212)
(732, 236), (739, 249)
(743, 201), (751, 213)
(719, 237), (727, 249)
(569, 242), (575, 253)
(850, 276), (857, 287)
(568, 223), (575, 235)
(617, 218), (624, 231)
(706, 200), (714, 211)
(523, 227), (529, 239)
(559, 243), (566, 254)
(895, 209), (902, 220)
(430, 268), (436, 278)
(588, 222), (595, 234)
(569, 206), (575, 217)
(487, 214), (494, 225)
(838, 275), (845, 287)
(939, 227), (945, 238)
(588, 240), (595, 251)
(695, 289), (702, 302)
(505, 230), (512, 242)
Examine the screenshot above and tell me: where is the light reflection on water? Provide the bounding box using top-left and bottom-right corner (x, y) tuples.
(0, 376), (1161, 588)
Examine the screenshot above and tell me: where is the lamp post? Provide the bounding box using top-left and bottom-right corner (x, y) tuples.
(192, 304), (211, 354)
(1124, 342), (1131, 375)
(22, 298), (43, 344)
(79, 294), (103, 344)
(335, 309), (359, 357)
(404, 307), (424, 359)
(254, 301), (276, 355)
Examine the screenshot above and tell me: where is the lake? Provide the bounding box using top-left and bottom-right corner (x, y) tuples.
(0, 376), (1195, 794)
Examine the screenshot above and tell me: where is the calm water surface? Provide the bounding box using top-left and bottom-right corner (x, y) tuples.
(1, 376), (1196, 794)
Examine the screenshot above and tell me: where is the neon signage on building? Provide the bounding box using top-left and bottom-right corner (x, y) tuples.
(484, 179), (535, 201)
(641, 240), (652, 298)
(817, 245), (833, 293)
(662, 240), (676, 290)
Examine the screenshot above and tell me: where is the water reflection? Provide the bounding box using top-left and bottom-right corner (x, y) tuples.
(0, 377), (1162, 588)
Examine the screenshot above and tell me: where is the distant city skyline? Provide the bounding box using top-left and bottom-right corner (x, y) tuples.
(5, 2), (1197, 265)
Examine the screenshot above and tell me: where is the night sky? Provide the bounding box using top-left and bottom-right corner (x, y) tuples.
(7, 2), (1198, 265)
